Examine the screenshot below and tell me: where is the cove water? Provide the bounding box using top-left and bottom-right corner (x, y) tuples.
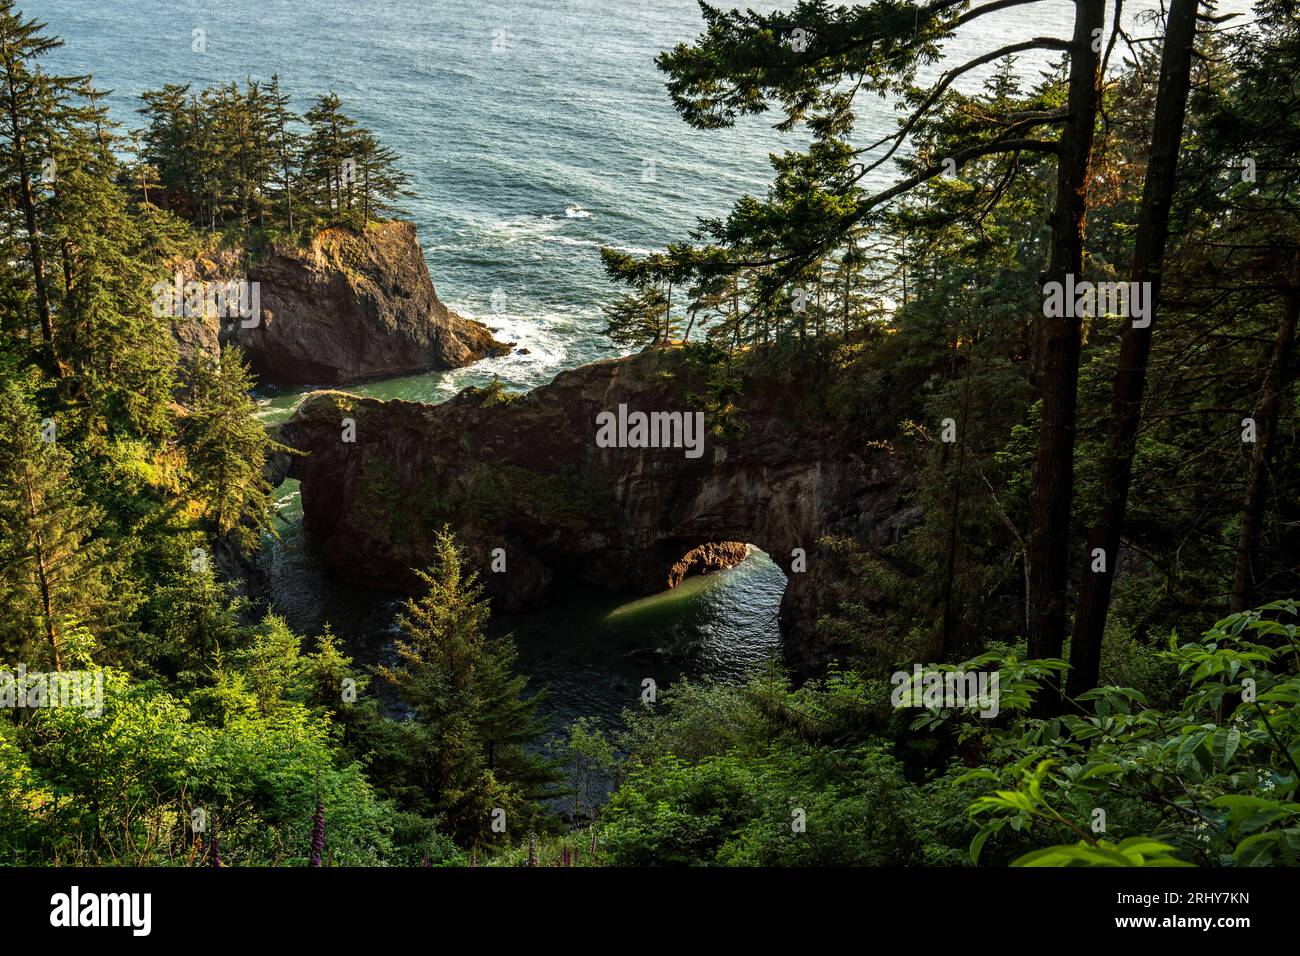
(33, 0), (1228, 739)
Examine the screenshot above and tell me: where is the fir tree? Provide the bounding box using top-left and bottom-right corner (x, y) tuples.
(302, 92), (361, 223)
(181, 346), (281, 553)
(265, 74), (300, 233)
(350, 128), (411, 226)
(135, 82), (194, 217)
(377, 527), (554, 844)
(0, 377), (111, 668)
(0, 0), (97, 375)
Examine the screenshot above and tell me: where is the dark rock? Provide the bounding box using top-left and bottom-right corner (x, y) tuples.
(168, 221), (508, 385)
(280, 347), (912, 673)
(262, 423), (294, 487)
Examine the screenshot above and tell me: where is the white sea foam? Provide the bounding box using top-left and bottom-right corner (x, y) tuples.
(541, 235), (658, 256)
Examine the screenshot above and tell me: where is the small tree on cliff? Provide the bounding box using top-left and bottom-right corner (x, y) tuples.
(264, 74), (300, 233)
(302, 93), (359, 223)
(350, 129), (412, 227)
(136, 82), (199, 218)
(601, 286), (669, 348)
(377, 527), (555, 845)
(301, 93), (410, 229)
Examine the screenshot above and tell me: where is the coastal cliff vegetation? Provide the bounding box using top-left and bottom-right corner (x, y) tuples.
(1, 0), (1298, 869)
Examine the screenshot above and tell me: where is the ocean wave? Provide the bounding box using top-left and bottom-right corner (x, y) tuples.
(480, 213), (565, 243)
(541, 234), (658, 256)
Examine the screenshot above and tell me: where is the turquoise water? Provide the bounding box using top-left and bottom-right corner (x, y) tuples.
(31, 0), (1242, 734)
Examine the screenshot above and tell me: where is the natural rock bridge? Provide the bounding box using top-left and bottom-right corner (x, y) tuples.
(278, 348), (914, 672)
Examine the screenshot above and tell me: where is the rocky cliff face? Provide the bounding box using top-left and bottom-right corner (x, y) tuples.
(280, 347), (915, 672)
(171, 221), (508, 384)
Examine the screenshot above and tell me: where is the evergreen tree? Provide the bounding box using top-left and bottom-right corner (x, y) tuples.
(181, 346), (280, 553)
(122, 128), (161, 206)
(265, 74), (300, 233)
(601, 286), (669, 348)
(219, 81), (258, 234)
(1067, 0), (1200, 698)
(135, 82), (194, 218)
(376, 527), (553, 844)
(0, 377), (111, 668)
(46, 109), (177, 440)
(0, 0), (97, 375)
(302, 92), (361, 223)
(192, 86), (234, 232)
(137, 79), (409, 235)
(350, 128), (411, 226)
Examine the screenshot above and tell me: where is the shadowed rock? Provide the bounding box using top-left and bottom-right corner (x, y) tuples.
(279, 347), (914, 672)
(170, 221), (508, 385)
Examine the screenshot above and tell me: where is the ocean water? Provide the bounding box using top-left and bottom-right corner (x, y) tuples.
(31, 0), (1252, 736)
(35, 0), (1244, 403)
(31, 0), (1195, 404)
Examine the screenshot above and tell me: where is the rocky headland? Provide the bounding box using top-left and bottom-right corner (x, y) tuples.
(172, 220), (508, 384)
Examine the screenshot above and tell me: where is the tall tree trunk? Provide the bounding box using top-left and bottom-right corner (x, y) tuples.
(940, 376), (971, 659)
(1231, 252), (1300, 612)
(665, 282), (673, 342)
(1067, 0), (1199, 699)
(24, 472), (61, 670)
(2, 55), (57, 375)
(1026, 0), (1105, 712)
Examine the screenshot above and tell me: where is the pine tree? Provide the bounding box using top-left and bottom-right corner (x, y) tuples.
(218, 81), (257, 234)
(265, 74), (300, 233)
(135, 82), (195, 217)
(123, 128), (160, 206)
(351, 128), (411, 226)
(137, 79), (408, 235)
(601, 248), (692, 346)
(46, 99), (177, 439)
(377, 527), (553, 843)
(0, 377), (111, 668)
(1066, 0), (1199, 698)
(302, 92), (361, 223)
(0, 0), (98, 375)
(181, 346), (281, 553)
(193, 86), (238, 233)
(601, 287), (668, 348)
